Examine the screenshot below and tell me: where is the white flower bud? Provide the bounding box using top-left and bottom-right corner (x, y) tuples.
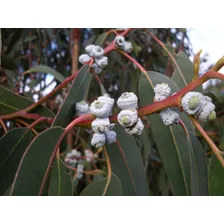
(160, 108), (180, 126)
(125, 118), (144, 135)
(91, 117), (110, 133)
(154, 94), (168, 102)
(76, 100), (90, 116)
(92, 63), (102, 74)
(84, 150), (95, 162)
(71, 149), (78, 157)
(67, 152), (72, 158)
(117, 109), (138, 127)
(181, 92), (204, 115)
(122, 41), (132, 53)
(98, 94), (115, 109)
(85, 44), (95, 57)
(105, 130), (117, 144)
(154, 83), (171, 99)
(196, 101), (215, 122)
(108, 123), (115, 130)
(92, 46), (104, 59)
(117, 92), (138, 110)
(91, 133), (106, 148)
(77, 164), (84, 179)
(79, 54), (91, 64)
(114, 36), (125, 48)
(95, 56), (108, 68)
(90, 100), (111, 117)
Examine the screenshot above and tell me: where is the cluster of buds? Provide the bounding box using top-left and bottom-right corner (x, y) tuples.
(79, 45), (108, 74)
(114, 36), (133, 53)
(64, 149), (98, 179)
(117, 92), (144, 135)
(181, 91), (216, 122)
(154, 83), (180, 126)
(90, 94), (117, 148)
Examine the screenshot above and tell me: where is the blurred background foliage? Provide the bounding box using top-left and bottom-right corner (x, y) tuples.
(0, 28), (222, 195)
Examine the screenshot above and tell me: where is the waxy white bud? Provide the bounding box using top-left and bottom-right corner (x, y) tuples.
(92, 46), (104, 59)
(117, 92), (138, 110)
(91, 133), (106, 148)
(85, 45), (95, 57)
(160, 108), (180, 126)
(154, 83), (171, 101)
(95, 56), (108, 68)
(91, 117), (110, 133)
(105, 130), (117, 144)
(79, 54), (91, 64)
(75, 100), (90, 116)
(90, 100), (111, 118)
(125, 118), (144, 135)
(98, 94), (115, 109)
(114, 36), (125, 48)
(196, 101), (215, 122)
(117, 109), (138, 127)
(92, 63), (102, 74)
(122, 41), (132, 53)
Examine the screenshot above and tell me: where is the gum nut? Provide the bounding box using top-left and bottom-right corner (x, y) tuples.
(95, 56), (108, 68)
(114, 36), (125, 48)
(197, 102), (215, 122)
(117, 92), (138, 109)
(98, 94), (115, 108)
(91, 117), (110, 133)
(89, 100), (111, 117)
(79, 54), (91, 64)
(92, 46), (104, 59)
(122, 41), (132, 53)
(92, 63), (102, 74)
(76, 100), (89, 116)
(154, 94), (167, 102)
(154, 83), (171, 97)
(117, 109), (138, 127)
(105, 130), (117, 144)
(125, 118), (144, 135)
(85, 45), (95, 56)
(91, 133), (106, 148)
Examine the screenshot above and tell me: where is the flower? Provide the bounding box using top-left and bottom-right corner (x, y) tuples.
(91, 117), (110, 133)
(79, 54), (91, 64)
(181, 92), (204, 115)
(91, 133), (106, 148)
(125, 118), (144, 135)
(122, 41), (132, 53)
(117, 109), (138, 127)
(105, 130), (117, 144)
(90, 100), (111, 117)
(114, 36), (125, 48)
(75, 100), (89, 116)
(92, 46), (104, 59)
(159, 108), (180, 126)
(95, 56), (108, 68)
(117, 92), (138, 110)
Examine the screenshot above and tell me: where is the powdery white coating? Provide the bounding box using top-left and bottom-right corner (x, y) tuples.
(91, 133), (106, 148)
(92, 46), (104, 59)
(154, 83), (171, 98)
(125, 118), (144, 135)
(84, 150), (96, 163)
(181, 92), (204, 115)
(77, 164), (84, 179)
(85, 45), (95, 57)
(98, 94), (115, 109)
(159, 108), (180, 126)
(105, 130), (117, 144)
(117, 109), (138, 127)
(95, 56), (108, 68)
(117, 92), (138, 110)
(196, 102), (215, 122)
(92, 63), (102, 74)
(90, 100), (111, 118)
(154, 94), (167, 102)
(79, 54), (91, 64)
(91, 117), (110, 133)
(122, 41), (132, 53)
(114, 36), (125, 48)
(75, 100), (90, 116)
(108, 123), (115, 130)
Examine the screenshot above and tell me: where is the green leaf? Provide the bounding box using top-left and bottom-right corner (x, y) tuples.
(23, 65), (65, 83)
(48, 156), (73, 196)
(1, 55), (18, 70)
(208, 154), (224, 196)
(10, 127), (65, 196)
(139, 71), (195, 195)
(188, 133), (208, 196)
(79, 173), (122, 196)
(107, 126), (149, 196)
(164, 44), (202, 92)
(0, 85), (54, 117)
(94, 31), (115, 46)
(0, 128), (32, 195)
(52, 65), (92, 127)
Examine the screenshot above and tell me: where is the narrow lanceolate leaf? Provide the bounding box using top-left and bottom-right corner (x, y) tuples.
(0, 128), (32, 195)
(95, 31), (115, 46)
(188, 133), (208, 196)
(107, 126), (149, 196)
(10, 127), (65, 196)
(0, 85), (54, 117)
(208, 154), (224, 196)
(164, 44), (202, 92)
(139, 71), (195, 195)
(23, 65), (65, 83)
(52, 65), (92, 128)
(48, 156), (73, 196)
(79, 173), (122, 196)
